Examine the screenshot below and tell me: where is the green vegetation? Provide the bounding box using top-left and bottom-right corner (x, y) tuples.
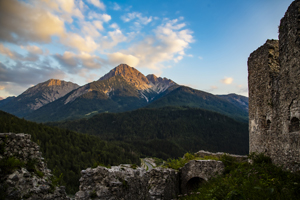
(50, 106), (249, 159)
(163, 152), (220, 170)
(0, 110), (140, 194)
(178, 153), (300, 200)
(147, 86), (249, 123)
(0, 156), (24, 174)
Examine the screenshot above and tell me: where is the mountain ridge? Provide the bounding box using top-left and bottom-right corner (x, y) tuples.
(0, 79), (79, 117)
(1, 64), (249, 123)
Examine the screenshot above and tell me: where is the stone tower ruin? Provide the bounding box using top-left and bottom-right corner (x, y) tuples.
(248, 0), (300, 172)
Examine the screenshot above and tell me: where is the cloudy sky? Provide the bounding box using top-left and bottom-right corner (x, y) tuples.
(0, 0), (293, 98)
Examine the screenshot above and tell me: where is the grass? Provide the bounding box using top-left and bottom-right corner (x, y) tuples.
(178, 153), (300, 200)
(163, 152), (220, 170)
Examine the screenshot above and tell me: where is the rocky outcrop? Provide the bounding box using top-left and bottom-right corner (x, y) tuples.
(179, 160), (224, 194)
(248, 0), (300, 172)
(147, 168), (179, 199)
(0, 133), (69, 200)
(99, 64), (152, 90)
(75, 157), (226, 200)
(75, 164), (150, 200)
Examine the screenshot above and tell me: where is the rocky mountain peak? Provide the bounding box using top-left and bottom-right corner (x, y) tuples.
(0, 97), (3, 100)
(146, 74), (158, 84)
(99, 64), (151, 90)
(47, 79), (62, 86)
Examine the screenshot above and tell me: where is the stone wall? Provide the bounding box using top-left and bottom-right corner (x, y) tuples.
(179, 160), (224, 194)
(75, 159), (225, 200)
(248, 0), (300, 172)
(0, 133), (69, 200)
(195, 150), (248, 162)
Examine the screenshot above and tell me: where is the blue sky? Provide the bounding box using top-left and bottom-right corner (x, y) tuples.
(0, 0), (294, 98)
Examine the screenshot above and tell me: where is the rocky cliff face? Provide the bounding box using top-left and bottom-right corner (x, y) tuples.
(99, 64), (152, 90)
(248, 0), (300, 172)
(0, 133), (69, 200)
(99, 64), (177, 98)
(75, 158), (226, 200)
(0, 79), (79, 117)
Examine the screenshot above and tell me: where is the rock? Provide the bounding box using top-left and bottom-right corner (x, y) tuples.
(0, 133), (70, 200)
(75, 165), (150, 200)
(147, 167), (179, 200)
(248, 0), (300, 172)
(179, 160), (224, 194)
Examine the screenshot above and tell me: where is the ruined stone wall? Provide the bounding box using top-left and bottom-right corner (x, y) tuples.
(248, 0), (300, 172)
(0, 133), (69, 200)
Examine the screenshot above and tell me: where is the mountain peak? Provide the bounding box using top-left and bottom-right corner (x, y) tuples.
(99, 64), (151, 90)
(146, 74), (158, 84)
(47, 79), (62, 86)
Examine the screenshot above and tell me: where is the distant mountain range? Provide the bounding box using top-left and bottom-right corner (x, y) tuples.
(0, 79), (79, 117)
(0, 64), (248, 122)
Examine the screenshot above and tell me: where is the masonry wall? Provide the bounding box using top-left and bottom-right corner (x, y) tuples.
(248, 0), (300, 172)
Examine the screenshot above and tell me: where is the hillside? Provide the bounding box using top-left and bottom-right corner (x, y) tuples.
(49, 106), (249, 158)
(0, 110), (140, 194)
(25, 76), (149, 122)
(0, 79), (79, 117)
(146, 86), (249, 122)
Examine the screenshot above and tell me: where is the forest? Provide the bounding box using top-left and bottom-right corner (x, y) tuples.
(50, 106), (249, 158)
(0, 111), (140, 194)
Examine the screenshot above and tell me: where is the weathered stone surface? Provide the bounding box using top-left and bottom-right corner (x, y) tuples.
(0, 133), (69, 200)
(147, 167), (179, 200)
(179, 160), (224, 194)
(75, 164), (150, 200)
(195, 150), (247, 162)
(248, 0), (300, 172)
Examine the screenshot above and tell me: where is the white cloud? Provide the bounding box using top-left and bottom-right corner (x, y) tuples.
(221, 77), (233, 85)
(88, 12), (111, 22)
(107, 52), (140, 67)
(87, 0), (105, 10)
(210, 85), (218, 90)
(123, 18), (193, 70)
(0, 44), (39, 61)
(82, 21), (101, 37)
(198, 56), (203, 60)
(93, 21), (104, 31)
(61, 33), (98, 53)
(21, 45), (44, 55)
(54, 51), (102, 73)
(121, 12), (152, 25)
(0, 0), (65, 44)
(109, 23), (119, 29)
(101, 29), (127, 49)
(0, 61), (65, 95)
(58, 0), (74, 13)
(113, 2), (121, 11)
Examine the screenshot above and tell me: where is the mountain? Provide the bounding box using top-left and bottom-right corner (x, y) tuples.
(0, 97), (3, 100)
(49, 106), (249, 158)
(0, 79), (79, 117)
(0, 96), (16, 107)
(26, 64), (178, 122)
(146, 86), (249, 122)
(217, 93), (249, 112)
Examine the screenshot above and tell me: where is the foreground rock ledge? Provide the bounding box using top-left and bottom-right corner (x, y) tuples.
(0, 133), (69, 200)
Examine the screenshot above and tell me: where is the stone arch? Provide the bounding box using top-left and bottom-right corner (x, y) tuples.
(185, 177), (206, 193)
(289, 117), (300, 132)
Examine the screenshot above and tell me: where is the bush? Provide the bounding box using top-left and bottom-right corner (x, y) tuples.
(178, 153), (300, 200)
(0, 157), (24, 174)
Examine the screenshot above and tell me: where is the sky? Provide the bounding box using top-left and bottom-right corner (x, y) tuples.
(0, 0), (294, 98)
